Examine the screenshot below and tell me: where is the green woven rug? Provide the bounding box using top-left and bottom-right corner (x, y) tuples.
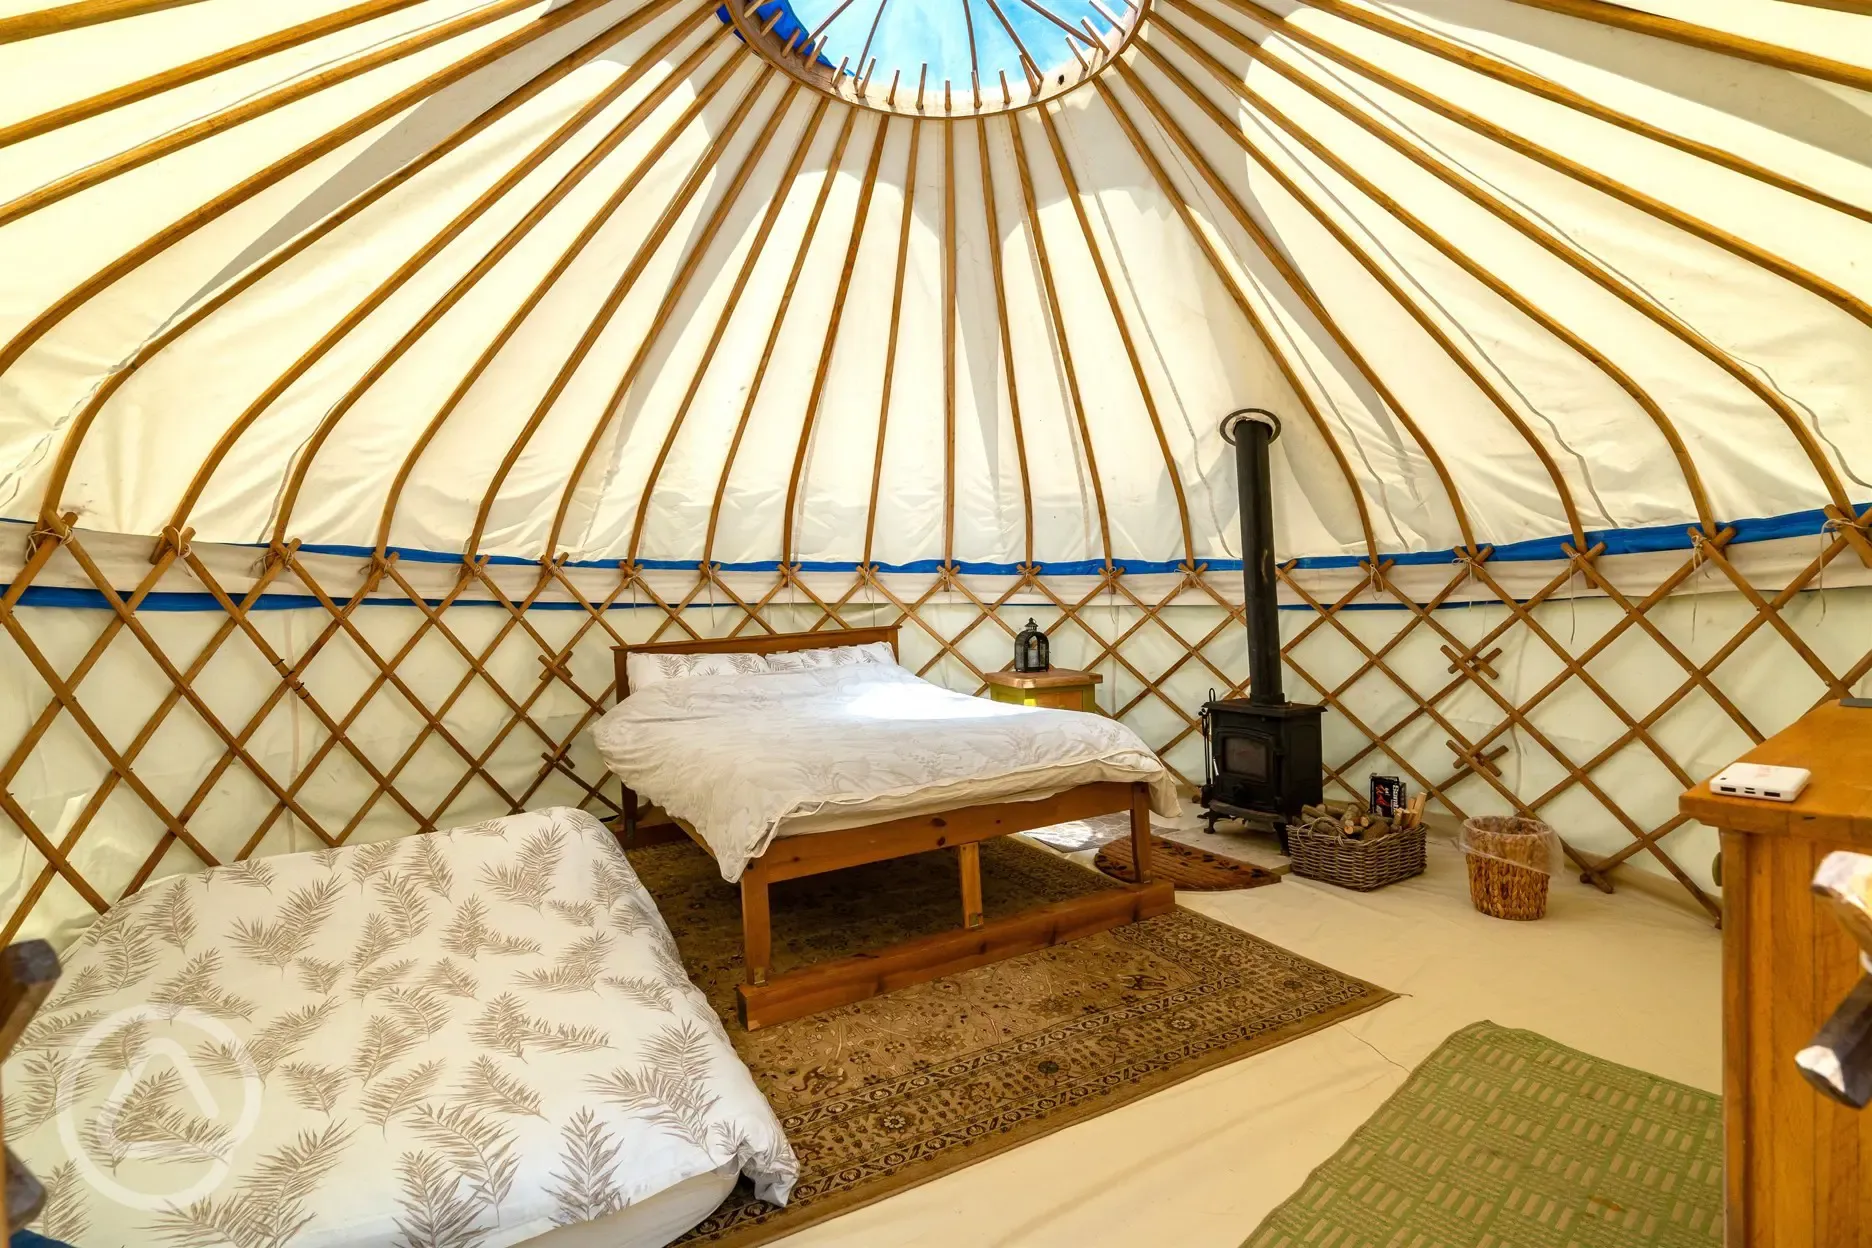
(1245, 1021), (1722, 1248)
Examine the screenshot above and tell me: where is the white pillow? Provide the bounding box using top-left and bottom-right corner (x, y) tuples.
(765, 641), (897, 672)
(627, 649), (771, 691)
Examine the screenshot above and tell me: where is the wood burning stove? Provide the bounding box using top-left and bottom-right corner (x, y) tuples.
(1201, 698), (1323, 832)
(1199, 409), (1325, 841)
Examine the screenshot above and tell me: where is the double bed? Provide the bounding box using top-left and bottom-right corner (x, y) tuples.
(593, 624), (1181, 1030)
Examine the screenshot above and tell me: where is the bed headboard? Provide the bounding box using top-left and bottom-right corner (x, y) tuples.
(613, 623), (903, 701)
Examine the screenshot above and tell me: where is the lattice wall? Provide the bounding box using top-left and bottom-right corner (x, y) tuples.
(5, 508), (1871, 944)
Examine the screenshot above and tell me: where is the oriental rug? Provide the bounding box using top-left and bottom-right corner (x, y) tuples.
(627, 835), (1392, 1247)
(1245, 1021), (1723, 1248)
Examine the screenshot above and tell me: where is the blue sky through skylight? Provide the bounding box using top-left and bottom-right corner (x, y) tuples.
(729, 1), (1125, 95)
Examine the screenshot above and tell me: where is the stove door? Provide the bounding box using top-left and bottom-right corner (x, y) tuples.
(1221, 732), (1274, 784)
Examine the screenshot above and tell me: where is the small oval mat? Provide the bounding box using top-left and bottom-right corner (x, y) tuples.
(1095, 834), (1281, 890)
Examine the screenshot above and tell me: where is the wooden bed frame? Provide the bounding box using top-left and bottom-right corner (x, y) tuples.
(612, 624), (1174, 1030)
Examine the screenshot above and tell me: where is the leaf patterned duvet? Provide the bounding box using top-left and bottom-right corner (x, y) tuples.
(2, 808), (796, 1248)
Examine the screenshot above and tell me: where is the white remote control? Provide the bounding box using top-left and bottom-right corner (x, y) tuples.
(1711, 762), (1811, 803)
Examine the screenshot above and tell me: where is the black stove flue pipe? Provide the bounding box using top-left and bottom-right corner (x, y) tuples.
(1221, 409), (1284, 707)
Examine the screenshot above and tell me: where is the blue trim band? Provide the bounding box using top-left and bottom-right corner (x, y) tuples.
(1285, 502), (1864, 570)
(5, 500), (1861, 612)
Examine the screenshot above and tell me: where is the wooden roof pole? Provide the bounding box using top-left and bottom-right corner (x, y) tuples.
(543, 85), (812, 561)
(0, 0), (574, 229)
(0, 0), (437, 150)
(983, 0), (1045, 94)
(962, 0), (982, 109)
(1107, 54), (1588, 549)
(1499, 0), (1872, 94)
(808, 0), (862, 47)
(1016, 0), (1092, 46)
(977, 118), (1037, 564)
(1778, 0), (1872, 13)
(373, 42), (752, 556)
(0, 0), (624, 381)
(1178, 0), (1853, 519)
(702, 109), (865, 565)
(860, 120), (923, 566)
(467, 63), (779, 557)
(1094, 70), (1473, 556)
(1222, 0), (1872, 349)
(858, 0), (890, 76)
(270, 12), (724, 543)
(1143, 16), (1718, 533)
(780, 115), (892, 563)
(627, 99), (839, 564)
(1287, 0), (1871, 227)
(1090, 77), (1380, 563)
(1777, 0), (1872, 13)
(942, 119), (960, 562)
(1006, 111), (1114, 568)
(29, 0), (684, 532)
(0, 0), (208, 43)
(1035, 105), (1201, 563)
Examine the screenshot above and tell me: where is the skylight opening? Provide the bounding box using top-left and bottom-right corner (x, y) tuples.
(723, 0), (1147, 116)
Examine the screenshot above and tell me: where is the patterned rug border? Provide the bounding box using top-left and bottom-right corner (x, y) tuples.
(701, 897), (1396, 1248)
(1242, 1019), (1722, 1248)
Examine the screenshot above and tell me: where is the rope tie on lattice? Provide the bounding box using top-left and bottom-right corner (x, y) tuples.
(1091, 562), (1109, 705)
(1447, 546), (1496, 635)
(1819, 509), (1872, 620)
(700, 560), (720, 634)
(1361, 559), (1387, 602)
(1822, 513), (1868, 536)
(149, 525), (193, 564)
(1451, 545), (1484, 618)
(26, 512), (75, 556)
(1561, 541), (1602, 645)
(1822, 504), (1872, 570)
(1686, 527), (1725, 645)
(360, 550), (398, 598)
(259, 540), (295, 580)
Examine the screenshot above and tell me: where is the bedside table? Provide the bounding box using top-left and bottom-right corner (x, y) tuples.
(983, 668), (1103, 713)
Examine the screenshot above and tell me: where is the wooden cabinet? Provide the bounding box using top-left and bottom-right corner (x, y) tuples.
(982, 668), (1103, 713)
(1681, 700), (1872, 1247)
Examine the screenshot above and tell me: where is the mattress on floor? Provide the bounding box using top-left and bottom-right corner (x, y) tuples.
(3, 808), (795, 1248)
(592, 662), (1179, 882)
(520, 1166), (739, 1248)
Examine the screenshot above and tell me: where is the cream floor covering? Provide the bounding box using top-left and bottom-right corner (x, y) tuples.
(768, 811), (1722, 1248)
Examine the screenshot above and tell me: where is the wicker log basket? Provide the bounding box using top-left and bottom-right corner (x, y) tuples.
(1461, 815), (1555, 921)
(1287, 809), (1426, 892)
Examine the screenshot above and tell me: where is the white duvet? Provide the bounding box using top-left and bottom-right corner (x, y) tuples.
(591, 663), (1179, 881)
(3, 809), (795, 1248)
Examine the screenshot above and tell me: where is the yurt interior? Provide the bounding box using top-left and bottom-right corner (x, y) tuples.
(2, 1), (1871, 1245)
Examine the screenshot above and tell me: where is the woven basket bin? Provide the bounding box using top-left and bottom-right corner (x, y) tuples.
(1286, 818), (1426, 892)
(1462, 815), (1553, 921)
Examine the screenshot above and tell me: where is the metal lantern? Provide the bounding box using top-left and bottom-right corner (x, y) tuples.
(1014, 618), (1050, 673)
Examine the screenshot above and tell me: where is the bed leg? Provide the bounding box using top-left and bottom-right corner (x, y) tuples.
(741, 870), (772, 988)
(618, 785), (638, 846)
(1129, 783), (1154, 886)
(959, 842), (984, 930)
